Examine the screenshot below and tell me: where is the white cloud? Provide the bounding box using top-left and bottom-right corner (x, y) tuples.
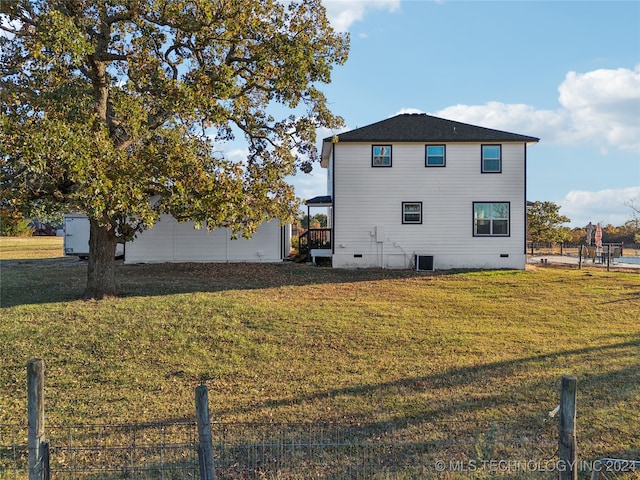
(558, 186), (640, 227)
(396, 107), (425, 115)
(433, 102), (567, 141)
(322, 0), (401, 32)
(220, 147), (249, 164)
(430, 66), (640, 154)
(558, 67), (640, 153)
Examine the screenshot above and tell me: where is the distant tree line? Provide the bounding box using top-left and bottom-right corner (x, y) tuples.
(527, 200), (640, 245)
(561, 222), (639, 245)
(299, 214), (328, 230)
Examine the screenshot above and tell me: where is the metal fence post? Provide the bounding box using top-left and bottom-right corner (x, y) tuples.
(578, 245), (583, 269)
(41, 441), (50, 480)
(559, 375), (577, 480)
(196, 385), (215, 480)
(27, 359), (45, 480)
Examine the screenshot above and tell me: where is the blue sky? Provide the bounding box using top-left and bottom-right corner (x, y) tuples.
(287, 0), (640, 228)
(2, 1), (637, 228)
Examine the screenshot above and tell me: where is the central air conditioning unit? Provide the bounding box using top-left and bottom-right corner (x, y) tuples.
(415, 254), (434, 271)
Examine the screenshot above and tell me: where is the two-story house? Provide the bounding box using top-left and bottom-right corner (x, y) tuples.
(308, 113), (539, 270)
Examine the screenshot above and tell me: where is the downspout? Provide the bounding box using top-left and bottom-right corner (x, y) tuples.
(331, 141), (336, 256)
(523, 142), (527, 256)
(309, 201), (313, 261)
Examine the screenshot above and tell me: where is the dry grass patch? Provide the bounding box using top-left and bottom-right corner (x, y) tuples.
(0, 236), (64, 260)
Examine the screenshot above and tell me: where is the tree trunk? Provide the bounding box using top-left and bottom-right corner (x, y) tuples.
(83, 218), (118, 299)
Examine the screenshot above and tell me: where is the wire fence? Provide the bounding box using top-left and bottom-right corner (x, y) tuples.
(209, 419), (560, 479)
(3, 420), (638, 479)
(527, 242), (640, 257)
(0, 418), (566, 479)
(1, 422), (198, 480)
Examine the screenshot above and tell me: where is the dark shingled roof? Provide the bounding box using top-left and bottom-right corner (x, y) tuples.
(324, 114), (540, 144)
(305, 195), (332, 205)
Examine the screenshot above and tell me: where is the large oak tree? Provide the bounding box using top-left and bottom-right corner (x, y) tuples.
(1, 0), (348, 298)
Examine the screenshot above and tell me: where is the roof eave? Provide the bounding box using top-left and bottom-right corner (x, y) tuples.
(323, 137), (541, 144)
(320, 139), (332, 168)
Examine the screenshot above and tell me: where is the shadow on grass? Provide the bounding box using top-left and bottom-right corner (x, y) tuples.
(3, 257), (637, 309)
(0, 259), (481, 308)
(20, 338), (638, 479)
(211, 338), (640, 419)
(203, 337), (639, 478)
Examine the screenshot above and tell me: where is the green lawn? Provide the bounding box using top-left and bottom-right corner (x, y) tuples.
(1, 240), (639, 466)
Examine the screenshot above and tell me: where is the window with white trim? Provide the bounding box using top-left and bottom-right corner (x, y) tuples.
(473, 202), (509, 236)
(481, 145), (501, 173)
(402, 202), (422, 224)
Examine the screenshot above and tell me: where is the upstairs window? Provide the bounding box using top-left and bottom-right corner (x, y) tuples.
(474, 202), (510, 236)
(372, 145), (392, 167)
(482, 145), (502, 173)
(426, 145), (446, 167)
(402, 202), (422, 224)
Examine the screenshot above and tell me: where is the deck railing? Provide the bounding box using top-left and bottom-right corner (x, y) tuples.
(298, 228), (332, 255)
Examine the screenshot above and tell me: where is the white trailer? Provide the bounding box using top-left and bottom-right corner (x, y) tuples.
(63, 214), (124, 259)
(63, 214), (91, 258)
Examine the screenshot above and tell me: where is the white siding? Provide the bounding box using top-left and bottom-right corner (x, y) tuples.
(331, 142), (527, 269)
(327, 153), (334, 198)
(124, 216), (288, 264)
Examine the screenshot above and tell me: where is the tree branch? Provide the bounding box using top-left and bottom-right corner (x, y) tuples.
(93, 51), (128, 62)
(0, 3), (37, 29)
(0, 23), (25, 35)
(104, 11), (133, 25)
